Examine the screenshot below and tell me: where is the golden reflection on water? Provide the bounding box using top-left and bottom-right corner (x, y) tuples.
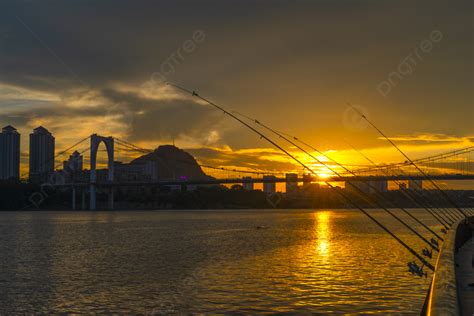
(315, 211), (331, 258)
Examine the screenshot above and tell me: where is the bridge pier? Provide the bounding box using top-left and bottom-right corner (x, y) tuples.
(81, 188), (86, 210)
(108, 187), (114, 210)
(71, 186), (76, 210)
(151, 187), (157, 207)
(90, 184), (96, 210)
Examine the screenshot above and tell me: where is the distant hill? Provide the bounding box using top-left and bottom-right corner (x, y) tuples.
(130, 145), (211, 180)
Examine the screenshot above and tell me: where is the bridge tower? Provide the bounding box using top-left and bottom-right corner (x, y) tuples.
(90, 134), (114, 210)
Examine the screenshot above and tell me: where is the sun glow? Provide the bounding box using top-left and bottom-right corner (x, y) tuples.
(315, 164), (336, 179)
(314, 211), (331, 257)
(317, 172), (332, 179)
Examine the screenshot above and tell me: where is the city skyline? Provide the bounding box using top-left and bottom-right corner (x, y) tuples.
(2, 121), (472, 191)
(1, 123), (472, 193)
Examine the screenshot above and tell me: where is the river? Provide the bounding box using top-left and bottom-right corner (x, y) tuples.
(0, 209), (437, 314)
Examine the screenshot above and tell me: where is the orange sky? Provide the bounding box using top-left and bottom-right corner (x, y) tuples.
(0, 1), (472, 187)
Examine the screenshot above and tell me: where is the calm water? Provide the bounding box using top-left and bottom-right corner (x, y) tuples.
(0, 209), (438, 314)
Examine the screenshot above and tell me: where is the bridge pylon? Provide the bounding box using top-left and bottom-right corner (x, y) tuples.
(90, 134), (115, 210)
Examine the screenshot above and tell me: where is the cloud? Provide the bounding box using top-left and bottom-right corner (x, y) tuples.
(186, 146), (296, 172)
(0, 81), (226, 144)
(0, 83), (59, 102)
(0, 1), (472, 177)
(382, 133), (474, 144)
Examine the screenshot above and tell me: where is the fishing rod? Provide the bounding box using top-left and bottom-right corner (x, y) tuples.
(343, 133), (463, 222)
(344, 141), (454, 225)
(167, 82), (435, 270)
(313, 139), (454, 226)
(348, 103), (469, 219)
(342, 140), (453, 228)
(299, 136), (451, 235)
(232, 111), (442, 247)
(394, 172), (463, 222)
(341, 139), (458, 225)
(321, 139), (458, 224)
(348, 104), (468, 220)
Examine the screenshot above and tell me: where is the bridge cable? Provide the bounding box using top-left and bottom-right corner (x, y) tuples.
(382, 167), (458, 224)
(345, 137), (462, 221)
(115, 138), (286, 176)
(350, 146), (474, 176)
(342, 141), (453, 228)
(290, 133), (449, 237)
(348, 103), (468, 220)
(21, 135), (90, 180)
(17, 146), (91, 211)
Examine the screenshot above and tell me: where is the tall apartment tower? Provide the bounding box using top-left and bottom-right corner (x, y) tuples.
(285, 173), (298, 194)
(62, 151), (83, 183)
(63, 151), (83, 172)
(242, 176), (254, 191)
(29, 126), (55, 183)
(263, 175), (277, 194)
(0, 125), (21, 180)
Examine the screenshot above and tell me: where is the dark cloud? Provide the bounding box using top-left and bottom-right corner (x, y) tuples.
(0, 85), (224, 145)
(100, 88), (224, 141)
(0, 0), (472, 158)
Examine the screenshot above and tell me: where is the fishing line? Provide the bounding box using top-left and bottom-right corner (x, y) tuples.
(232, 111), (442, 248)
(343, 140), (453, 228)
(348, 103), (468, 219)
(167, 82), (435, 270)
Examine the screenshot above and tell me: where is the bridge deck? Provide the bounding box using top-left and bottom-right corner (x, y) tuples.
(456, 234), (474, 316)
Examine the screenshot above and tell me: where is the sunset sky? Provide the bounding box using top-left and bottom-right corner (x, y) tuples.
(0, 1), (472, 176)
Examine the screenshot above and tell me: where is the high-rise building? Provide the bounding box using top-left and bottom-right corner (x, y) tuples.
(285, 173), (298, 194)
(345, 180), (388, 194)
(63, 151), (83, 173)
(345, 180), (370, 194)
(29, 126), (55, 183)
(113, 160), (156, 182)
(302, 173), (312, 188)
(369, 180), (388, 193)
(242, 176), (254, 191)
(399, 182), (407, 190)
(0, 125), (20, 180)
(263, 175), (276, 194)
(62, 151), (83, 182)
(408, 179), (423, 190)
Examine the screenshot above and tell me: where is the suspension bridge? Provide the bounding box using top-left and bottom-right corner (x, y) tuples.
(28, 130), (474, 212)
